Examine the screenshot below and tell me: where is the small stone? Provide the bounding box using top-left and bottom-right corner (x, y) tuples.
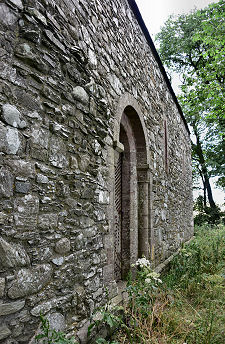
(41, 196), (52, 204)
(0, 325), (11, 340)
(88, 49), (97, 68)
(79, 216), (94, 228)
(1, 104), (20, 127)
(0, 278), (5, 297)
(31, 125), (49, 149)
(8, 0), (23, 10)
(31, 296), (69, 316)
(11, 323), (23, 337)
(28, 8), (47, 25)
(45, 30), (65, 52)
(55, 238), (70, 254)
(38, 213), (58, 229)
(47, 313), (65, 332)
(36, 174), (49, 184)
(0, 238), (30, 268)
(21, 43), (31, 54)
(76, 321), (89, 344)
(52, 257), (64, 266)
(39, 247), (53, 262)
(41, 86), (60, 104)
(26, 111), (41, 119)
(0, 3), (18, 27)
(14, 194), (39, 229)
(0, 168), (13, 198)
(78, 154), (90, 172)
(15, 181), (30, 193)
(0, 212), (7, 225)
(5, 160), (35, 178)
(6, 127), (21, 154)
(70, 156), (78, 169)
(0, 300), (25, 316)
(8, 264), (52, 299)
(73, 86), (89, 104)
(0, 122), (7, 152)
(49, 136), (69, 168)
(50, 122), (62, 133)
(1, 104), (27, 128)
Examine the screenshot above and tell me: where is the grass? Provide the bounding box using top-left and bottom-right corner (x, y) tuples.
(112, 224), (225, 344)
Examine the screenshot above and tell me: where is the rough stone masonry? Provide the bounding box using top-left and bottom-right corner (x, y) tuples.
(0, 0), (193, 342)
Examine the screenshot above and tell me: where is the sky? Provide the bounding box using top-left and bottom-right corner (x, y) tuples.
(135, 0), (219, 39)
(135, 0), (224, 206)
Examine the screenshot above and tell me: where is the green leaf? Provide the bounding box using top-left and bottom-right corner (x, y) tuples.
(96, 338), (108, 344)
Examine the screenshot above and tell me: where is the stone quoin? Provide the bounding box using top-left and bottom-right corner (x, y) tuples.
(0, 0), (193, 342)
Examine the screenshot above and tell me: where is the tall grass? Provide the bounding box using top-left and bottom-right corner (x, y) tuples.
(114, 224), (225, 344)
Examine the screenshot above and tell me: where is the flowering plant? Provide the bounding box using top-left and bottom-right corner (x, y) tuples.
(127, 257), (163, 319)
(145, 271), (162, 284)
(135, 257), (151, 269)
(133, 257), (162, 285)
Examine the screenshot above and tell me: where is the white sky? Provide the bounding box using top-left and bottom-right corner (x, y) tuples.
(135, 0), (224, 206)
(135, 0), (219, 38)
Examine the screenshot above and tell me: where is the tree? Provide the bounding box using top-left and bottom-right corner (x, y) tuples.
(156, 0), (225, 211)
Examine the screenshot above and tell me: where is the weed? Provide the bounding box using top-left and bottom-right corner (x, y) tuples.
(88, 289), (125, 344)
(35, 313), (77, 344)
(115, 224), (225, 344)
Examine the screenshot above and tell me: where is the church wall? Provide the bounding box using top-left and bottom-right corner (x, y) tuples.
(0, 0), (193, 342)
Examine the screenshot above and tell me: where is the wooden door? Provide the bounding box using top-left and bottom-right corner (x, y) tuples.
(114, 154), (122, 281)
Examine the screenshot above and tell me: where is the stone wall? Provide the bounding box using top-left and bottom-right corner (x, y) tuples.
(0, 0), (193, 342)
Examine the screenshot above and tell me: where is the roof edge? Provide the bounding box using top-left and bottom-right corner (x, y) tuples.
(127, 0), (190, 135)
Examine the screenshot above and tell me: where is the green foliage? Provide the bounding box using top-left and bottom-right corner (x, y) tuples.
(164, 225), (225, 291)
(126, 260), (162, 319)
(88, 264), (166, 344)
(161, 225), (225, 344)
(109, 225), (225, 344)
(194, 195), (223, 225)
(156, 0), (225, 194)
(88, 289), (124, 344)
(35, 314), (77, 344)
(156, 1), (225, 124)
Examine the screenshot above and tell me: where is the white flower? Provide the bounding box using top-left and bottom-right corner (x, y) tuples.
(146, 271), (162, 283)
(135, 257), (151, 269)
(145, 278), (152, 284)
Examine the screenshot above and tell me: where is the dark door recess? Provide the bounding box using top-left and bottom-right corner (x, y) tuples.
(114, 153), (122, 281)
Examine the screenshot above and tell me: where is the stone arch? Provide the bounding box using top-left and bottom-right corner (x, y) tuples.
(113, 93), (150, 166)
(112, 93), (152, 281)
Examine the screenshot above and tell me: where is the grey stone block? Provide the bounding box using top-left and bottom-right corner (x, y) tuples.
(55, 238), (70, 254)
(0, 168), (13, 198)
(0, 238), (30, 268)
(0, 278), (5, 297)
(8, 264), (52, 299)
(1, 104), (27, 128)
(15, 181), (31, 193)
(0, 325), (11, 340)
(0, 300), (25, 316)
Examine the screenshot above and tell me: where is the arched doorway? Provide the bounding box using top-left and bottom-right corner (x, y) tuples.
(113, 105), (150, 281)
